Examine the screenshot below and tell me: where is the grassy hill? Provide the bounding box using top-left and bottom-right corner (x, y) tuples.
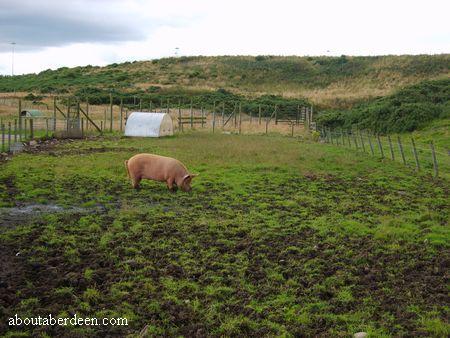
(0, 55), (449, 109)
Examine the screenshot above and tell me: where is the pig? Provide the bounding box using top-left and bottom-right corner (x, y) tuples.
(124, 153), (197, 192)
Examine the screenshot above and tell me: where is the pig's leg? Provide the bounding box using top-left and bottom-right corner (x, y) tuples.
(132, 176), (141, 189)
(166, 178), (177, 192)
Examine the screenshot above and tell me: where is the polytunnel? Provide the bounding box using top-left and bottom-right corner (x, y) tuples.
(124, 112), (173, 137)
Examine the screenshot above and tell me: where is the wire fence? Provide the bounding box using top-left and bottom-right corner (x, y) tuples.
(319, 127), (449, 178)
(1, 96), (448, 180)
(0, 96), (316, 154)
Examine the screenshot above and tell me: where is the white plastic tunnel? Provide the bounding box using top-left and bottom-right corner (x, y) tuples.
(124, 112), (173, 137)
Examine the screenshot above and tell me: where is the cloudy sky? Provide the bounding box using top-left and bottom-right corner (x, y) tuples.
(0, 0), (449, 75)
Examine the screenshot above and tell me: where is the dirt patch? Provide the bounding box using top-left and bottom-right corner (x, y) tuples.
(0, 244), (27, 320)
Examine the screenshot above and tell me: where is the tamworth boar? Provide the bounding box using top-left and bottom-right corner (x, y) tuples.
(125, 154), (197, 192)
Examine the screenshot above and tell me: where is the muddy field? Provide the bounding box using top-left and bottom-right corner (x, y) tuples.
(0, 133), (448, 337)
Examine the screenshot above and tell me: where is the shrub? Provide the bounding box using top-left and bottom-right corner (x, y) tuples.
(317, 78), (450, 133)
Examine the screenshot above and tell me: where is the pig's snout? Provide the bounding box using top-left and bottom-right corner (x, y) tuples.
(182, 185), (192, 192)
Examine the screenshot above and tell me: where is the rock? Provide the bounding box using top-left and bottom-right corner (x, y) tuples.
(29, 140), (37, 146)
(354, 332), (367, 338)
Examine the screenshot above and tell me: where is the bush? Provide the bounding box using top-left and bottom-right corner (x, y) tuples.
(317, 78), (450, 133)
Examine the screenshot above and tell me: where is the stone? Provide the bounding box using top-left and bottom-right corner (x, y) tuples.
(354, 332), (367, 338)
(29, 140), (37, 146)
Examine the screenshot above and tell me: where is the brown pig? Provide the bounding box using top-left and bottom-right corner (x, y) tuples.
(125, 154), (197, 192)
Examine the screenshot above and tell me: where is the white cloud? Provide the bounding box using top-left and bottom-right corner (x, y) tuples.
(0, 0), (449, 75)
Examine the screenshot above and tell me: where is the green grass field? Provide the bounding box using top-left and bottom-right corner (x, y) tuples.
(0, 133), (448, 337)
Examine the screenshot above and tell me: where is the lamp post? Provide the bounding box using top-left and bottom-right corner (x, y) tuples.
(11, 42), (16, 76)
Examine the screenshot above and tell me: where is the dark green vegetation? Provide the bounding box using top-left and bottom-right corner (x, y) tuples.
(1, 134), (448, 336)
(316, 78), (450, 133)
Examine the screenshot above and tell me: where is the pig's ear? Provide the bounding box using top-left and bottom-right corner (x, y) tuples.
(183, 173), (198, 181)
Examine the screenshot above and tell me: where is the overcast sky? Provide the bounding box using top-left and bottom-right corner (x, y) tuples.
(0, 0), (449, 75)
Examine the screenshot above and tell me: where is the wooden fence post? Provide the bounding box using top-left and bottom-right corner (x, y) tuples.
(212, 110), (216, 133)
(109, 93), (113, 132)
(388, 135), (395, 160)
(53, 97), (57, 131)
(265, 114), (269, 134)
(201, 106), (205, 128)
(190, 100), (193, 129)
(14, 119), (17, 142)
(81, 118), (84, 138)
(7, 122), (11, 152)
(238, 103), (242, 134)
(430, 141), (438, 177)
(352, 131), (358, 148)
(368, 133), (374, 155)
(411, 138), (420, 171)
(86, 98), (89, 131)
(18, 99), (22, 141)
(213, 100), (216, 120)
(120, 98), (123, 132)
(397, 136), (406, 165)
(139, 98), (142, 112)
(305, 107), (310, 130)
(1, 122), (4, 152)
(359, 130), (366, 152)
(30, 119), (34, 139)
(377, 134), (384, 158)
(258, 105), (262, 125)
(178, 102), (182, 132)
(103, 109), (106, 131)
(222, 102), (225, 126)
(67, 97), (71, 131)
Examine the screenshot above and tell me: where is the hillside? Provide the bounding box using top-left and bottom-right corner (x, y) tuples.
(0, 55), (449, 109)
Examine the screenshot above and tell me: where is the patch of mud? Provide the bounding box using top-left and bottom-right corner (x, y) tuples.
(0, 203), (106, 228)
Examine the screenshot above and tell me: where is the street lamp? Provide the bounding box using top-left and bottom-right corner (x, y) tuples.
(11, 42), (16, 76)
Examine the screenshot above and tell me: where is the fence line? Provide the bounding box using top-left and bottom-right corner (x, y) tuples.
(1, 96), (447, 180)
(319, 127), (449, 178)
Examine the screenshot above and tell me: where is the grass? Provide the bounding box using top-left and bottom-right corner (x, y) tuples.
(0, 133), (448, 336)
